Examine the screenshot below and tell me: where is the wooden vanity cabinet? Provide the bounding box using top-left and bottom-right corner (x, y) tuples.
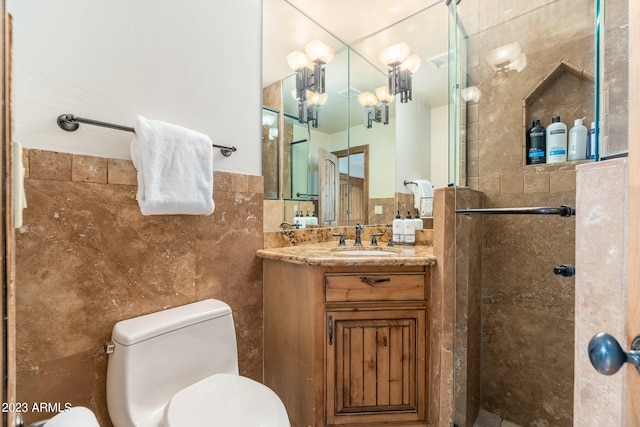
(263, 261), (430, 427)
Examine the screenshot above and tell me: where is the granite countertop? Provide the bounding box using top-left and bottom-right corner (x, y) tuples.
(256, 241), (436, 267)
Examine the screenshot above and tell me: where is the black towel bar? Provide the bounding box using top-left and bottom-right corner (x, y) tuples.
(456, 205), (576, 217)
(56, 113), (237, 157)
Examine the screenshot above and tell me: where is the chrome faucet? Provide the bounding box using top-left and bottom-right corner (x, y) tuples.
(279, 222), (300, 230)
(354, 223), (364, 246)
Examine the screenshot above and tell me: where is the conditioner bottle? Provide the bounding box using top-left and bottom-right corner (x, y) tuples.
(568, 118), (588, 161)
(546, 116), (567, 164)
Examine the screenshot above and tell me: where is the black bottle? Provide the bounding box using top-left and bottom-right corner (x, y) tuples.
(527, 119), (546, 165)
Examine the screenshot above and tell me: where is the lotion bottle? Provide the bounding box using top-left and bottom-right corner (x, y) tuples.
(403, 211), (416, 245)
(568, 118), (588, 161)
(546, 116), (567, 163)
(392, 211), (404, 245)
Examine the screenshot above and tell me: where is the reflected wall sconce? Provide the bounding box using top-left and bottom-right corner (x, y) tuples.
(461, 86), (482, 103)
(485, 41), (528, 73)
(378, 42), (421, 103)
(291, 89), (328, 128)
(262, 111), (278, 140)
(358, 86), (395, 129)
(287, 39), (335, 125)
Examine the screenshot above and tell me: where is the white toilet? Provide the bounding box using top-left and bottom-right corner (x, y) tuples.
(105, 299), (290, 427)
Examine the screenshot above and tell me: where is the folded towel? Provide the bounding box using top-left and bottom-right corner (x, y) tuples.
(130, 115), (214, 215)
(12, 141), (27, 228)
(411, 179), (434, 217)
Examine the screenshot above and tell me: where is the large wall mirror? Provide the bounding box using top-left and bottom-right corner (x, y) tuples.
(263, 0), (450, 230)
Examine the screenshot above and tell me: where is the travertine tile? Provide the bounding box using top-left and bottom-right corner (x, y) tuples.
(550, 170), (576, 193)
(29, 149), (72, 181)
(500, 174), (523, 194)
(248, 174), (264, 194)
(574, 159), (627, 427)
(107, 159), (136, 185)
(16, 150), (265, 427)
(213, 170), (232, 191)
(231, 173), (249, 193)
(468, 158), (480, 178)
(72, 154), (108, 183)
(17, 347), (109, 427)
(479, 176), (500, 194)
(523, 172), (550, 193)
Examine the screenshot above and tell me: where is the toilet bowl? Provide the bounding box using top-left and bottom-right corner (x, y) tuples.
(43, 407), (99, 427)
(163, 373), (289, 426)
(106, 299), (289, 427)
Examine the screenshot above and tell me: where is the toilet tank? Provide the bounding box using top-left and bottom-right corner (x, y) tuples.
(106, 299), (239, 427)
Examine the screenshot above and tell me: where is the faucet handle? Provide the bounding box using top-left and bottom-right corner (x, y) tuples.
(370, 233), (384, 246)
(332, 233), (346, 246)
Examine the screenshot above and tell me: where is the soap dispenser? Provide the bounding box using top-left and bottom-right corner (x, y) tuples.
(403, 211), (416, 245)
(392, 211), (404, 245)
(414, 208), (423, 230)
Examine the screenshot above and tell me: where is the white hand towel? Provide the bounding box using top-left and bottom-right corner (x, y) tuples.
(12, 141), (27, 228)
(411, 179), (434, 217)
(130, 115), (214, 215)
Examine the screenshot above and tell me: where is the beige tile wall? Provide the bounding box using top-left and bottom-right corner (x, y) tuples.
(16, 149), (264, 427)
(574, 159), (628, 426)
(462, 0), (595, 424)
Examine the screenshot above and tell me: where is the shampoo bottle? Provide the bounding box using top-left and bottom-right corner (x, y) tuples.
(568, 118), (588, 161)
(392, 211), (404, 245)
(527, 120), (546, 164)
(403, 211), (416, 246)
(546, 116), (567, 164)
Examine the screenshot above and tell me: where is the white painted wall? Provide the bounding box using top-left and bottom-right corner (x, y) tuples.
(430, 105), (449, 189)
(8, 0), (263, 175)
(395, 93), (431, 192)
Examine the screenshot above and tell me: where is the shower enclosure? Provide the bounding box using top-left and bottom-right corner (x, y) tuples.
(447, 0), (628, 426)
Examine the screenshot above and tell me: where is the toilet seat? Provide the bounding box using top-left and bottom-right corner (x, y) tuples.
(163, 373), (290, 427)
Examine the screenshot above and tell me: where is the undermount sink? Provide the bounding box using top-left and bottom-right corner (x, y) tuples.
(331, 247), (400, 256)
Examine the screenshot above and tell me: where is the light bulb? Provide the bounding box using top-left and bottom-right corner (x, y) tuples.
(375, 86), (394, 103)
(287, 50), (310, 72)
(308, 91), (328, 106)
(401, 54), (422, 74)
(305, 39), (335, 64)
(379, 42), (410, 67)
(357, 92), (378, 107)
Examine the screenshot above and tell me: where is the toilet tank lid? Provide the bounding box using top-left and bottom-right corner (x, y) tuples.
(112, 299), (232, 346)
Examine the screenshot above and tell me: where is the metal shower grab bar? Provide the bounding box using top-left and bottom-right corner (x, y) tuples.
(456, 205), (576, 217)
(56, 113), (237, 157)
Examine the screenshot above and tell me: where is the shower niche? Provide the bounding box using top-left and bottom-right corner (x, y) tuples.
(522, 59), (595, 165)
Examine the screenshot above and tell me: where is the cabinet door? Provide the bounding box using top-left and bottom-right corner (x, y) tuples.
(326, 309), (427, 425)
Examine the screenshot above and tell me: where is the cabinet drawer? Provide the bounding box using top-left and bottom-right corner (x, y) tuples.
(325, 273), (425, 302)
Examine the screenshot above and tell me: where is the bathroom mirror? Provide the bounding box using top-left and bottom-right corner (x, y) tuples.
(263, 0), (450, 230)
(262, 107), (280, 200)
